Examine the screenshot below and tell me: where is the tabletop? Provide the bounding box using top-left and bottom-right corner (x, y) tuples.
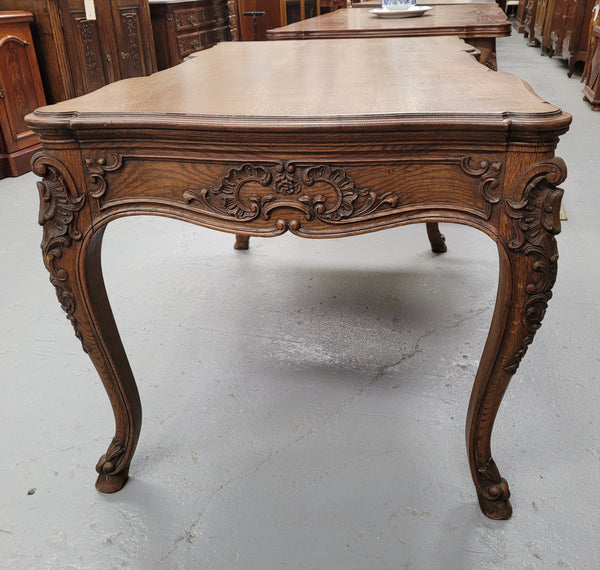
(267, 4), (511, 39)
(30, 37), (562, 135)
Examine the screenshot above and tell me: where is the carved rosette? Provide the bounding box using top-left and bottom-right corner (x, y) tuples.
(503, 158), (566, 374)
(33, 153), (89, 352)
(84, 153), (123, 199)
(183, 161), (399, 229)
(96, 436), (127, 475)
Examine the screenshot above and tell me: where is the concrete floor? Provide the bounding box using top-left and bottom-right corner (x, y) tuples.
(1, 30), (599, 569)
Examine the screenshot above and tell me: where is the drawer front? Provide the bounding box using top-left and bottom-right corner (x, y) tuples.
(177, 26), (230, 58)
(173, 6), (213, 31)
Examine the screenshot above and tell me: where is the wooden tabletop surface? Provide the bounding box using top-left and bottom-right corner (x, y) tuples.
(30, 37), (565, 135)
(267, 4), (511, 39)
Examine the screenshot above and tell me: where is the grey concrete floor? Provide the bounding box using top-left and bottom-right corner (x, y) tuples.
(1, 30), (600, 569)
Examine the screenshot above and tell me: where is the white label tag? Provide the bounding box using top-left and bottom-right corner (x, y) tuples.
(84, 0), (97, 20)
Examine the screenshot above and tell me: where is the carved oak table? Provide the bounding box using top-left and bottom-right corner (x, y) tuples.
(26, 37), (570, 520)
(267, 3), (511, 69)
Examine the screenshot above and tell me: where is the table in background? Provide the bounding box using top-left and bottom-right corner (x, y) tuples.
(267, 3), (511, 69)
(26, 36), (570, 520)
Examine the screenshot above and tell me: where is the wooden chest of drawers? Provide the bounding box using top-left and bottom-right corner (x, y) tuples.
(150, 0), (233, 70)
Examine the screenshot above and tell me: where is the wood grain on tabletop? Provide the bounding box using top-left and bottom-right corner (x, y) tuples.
(34, 38), (558, 123)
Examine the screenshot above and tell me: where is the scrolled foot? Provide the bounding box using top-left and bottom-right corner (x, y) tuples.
(96, 470), (129, 493)
(234, 234), (250, 250)
(476, 478), (512, 519)
(95, 436), (130, 493)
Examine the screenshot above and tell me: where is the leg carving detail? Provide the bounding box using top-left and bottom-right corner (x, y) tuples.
(34, 152), (142, 494)
(467, 158), (566, 519)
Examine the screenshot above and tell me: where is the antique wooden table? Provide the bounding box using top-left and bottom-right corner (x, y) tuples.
(27, 37), (570, 520)
(267, 3), (511, 68)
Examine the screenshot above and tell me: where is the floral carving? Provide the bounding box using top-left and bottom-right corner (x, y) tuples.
(79, 20), (98, 72)
(274, 162), (301, 195)
(33, 153), (89, 352)
(503, 158), (566, 374)
(96, 436), (126, 475)
(183, 161), (399, 228)
(85, 153), (124, 199)
(460, 157), (503, 210)
(123, 13), (140, 66)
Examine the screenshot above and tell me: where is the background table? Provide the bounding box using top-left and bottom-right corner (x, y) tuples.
(26, 36), (570, 520)
(267, 4), (511, 68)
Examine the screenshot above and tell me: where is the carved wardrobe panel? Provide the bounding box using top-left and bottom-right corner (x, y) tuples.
(0, 0), (156, 103)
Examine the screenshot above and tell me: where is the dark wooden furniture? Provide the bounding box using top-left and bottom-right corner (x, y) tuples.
(237, 0), (319, 41)
(583, 24), (600, 108)
(149, 0), (233, 70)
(26, 36), (571, 520)
(0, 0), (156, 103)
(522, 0), (539, 43)
(0, 11), (46, 178)
(533, 0), (553, 50)
(531, 0), (594, 73)
(514, 0), (527, 32)
(266, 4), (511, 69)
(559, 0), (595, 75)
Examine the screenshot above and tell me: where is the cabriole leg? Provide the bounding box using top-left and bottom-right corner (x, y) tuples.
(426, 222), (447, 253)
(35, 155), (141, 493)
(467, 158), (565, 518)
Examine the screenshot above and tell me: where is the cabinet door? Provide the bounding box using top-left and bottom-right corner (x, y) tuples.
(548, 0), (568, 55)
(109, 0), (156, 79)
(0, 27), (46, 153)
(58, 0), (116, 96)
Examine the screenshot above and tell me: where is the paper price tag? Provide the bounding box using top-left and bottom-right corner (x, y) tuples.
(84, 0), (97, 20)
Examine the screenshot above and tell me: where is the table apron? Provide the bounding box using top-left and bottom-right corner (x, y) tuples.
(81, 152), (509, 238)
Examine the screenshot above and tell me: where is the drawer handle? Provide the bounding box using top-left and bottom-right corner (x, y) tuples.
(121, 51), (129, 60)
(187, 14), (197, 24)
(190, 39), (200, 49)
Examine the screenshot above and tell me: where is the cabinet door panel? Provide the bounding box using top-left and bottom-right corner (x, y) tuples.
(58, 0), (114, 96)
(110, 0), (156, 79)
(0, 33), (45, 152)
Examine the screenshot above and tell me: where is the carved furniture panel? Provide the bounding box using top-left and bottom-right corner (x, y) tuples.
(149, 0), (233, 70)
(26, 37), (571, 520)
(266, 3), (511, 69)
(0, 0), (156, 103)
(0, 11), (46, 178)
